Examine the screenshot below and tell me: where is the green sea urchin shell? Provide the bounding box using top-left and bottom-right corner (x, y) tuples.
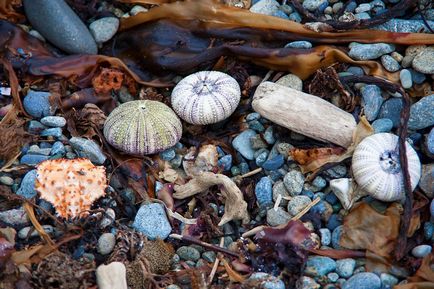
(103, 100), (182, 155)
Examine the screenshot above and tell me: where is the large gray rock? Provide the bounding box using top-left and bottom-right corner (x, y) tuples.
(23, 0), (97, 55)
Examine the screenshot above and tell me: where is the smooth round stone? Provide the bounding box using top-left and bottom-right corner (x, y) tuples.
(361, 85), (383, 121)
(249, 0), (280, 16)
(355, 3), (371, 13)
(266, 207), (291, 226)
(0, 207), (29, 226)
(380, 273), (398, 288)
(303, 0), (328, 12)
(289, 11), (302, 22)
(283, 170), (305, 195)
(16, 169), (37, 199)
(300, 276), (320, 289)
(97, 233), (116, 255)
(69, 137), (107, 165)
(20, 154), (49, 165)
(23, 90), (54, 118)
(372, 118), (393, 133)
(246, 112), (261, 121)
(100, 208), (115, 229)
(89, 17), (119, 43)
(255, 150), (269, 167)
(18, 225), (55, 239)
(272, 181), (290, 205)
(40, 127), (62, 138)
(424, 222), (433, 240)
(320, 228), (331, 246)
(287, 195), (312, 216)
(347, 66), (364, 76)
(218, 154), (233, 171)
(411, 244), (432, 258)
(377, 98), (403, 128)
(160, 148), (176, 161)
(23, 0), (97, 54)
(285, 41), (313, 49)
(0, 176), (14, 186)
(132, 203), (172, 240)
(408, 94), (434, 130)
(328, 272), (339, 283)
(264, 126), (276, 144)
(255, 176), (273, 207)
(176, 246), (201, 261)
(342, 272), (381, 289)
(399, 69), (413, 89)
(305, 256), (336, 277)
(331, 225), (344, 249)
(248, 272), (285, 289)
(412, 47), (434, 74)
(262, 155), (284, 171)
(355, 12), (371, 20)
(202, 251), (216, 263)
(40, 116), (66, 127)
(336, 258), (356, 278)
(27, 120), (47, 134)
(381, 55), (400, 72)
(410, 69), (426, 84)
(349, 43), (395, 60)
(276, 74), (303, 91)
(312, 176), (327, 190)
(249, 120), (265, 132)
(28, 29), (45, 41)
(50, 141), (65, 156)
(232, 129), (257, 160)
(129, 5), (148, 16)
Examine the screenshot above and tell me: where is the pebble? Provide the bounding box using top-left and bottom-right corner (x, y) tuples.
(202, 251), (216, 263)
(50, 141), (66, 155)
(16, 169), (38, 199)
(96, 262), (128, 289)
(272, 181), (290, 205)
(283, 170), (305, 195)
(132, 203), (172, 240)
(348, 43), (395, 60)
(300, 276), (320, 289)
(355, 3), (371, 13)
(424, 222), (433, 240)
(20, 154), (49, 165)
(336, 258), (356, 278)
(246, 112), (260, 121)
(427, 129), (434, 155)
(218, 155), (232, 171)
(320, 228), (331, 246)
(327, 272), (339, 283)
(100, 208), (115, 229)
(160, 148), (176, 161)
(375, 19), (434, 33)
(69, 137), (107, 165)
(324, 165), (347, 179)
(347, 66), (364, 76)
(177, 246), (201, 261)
(289, 11), (302, 22)
(0, 176), (14, 186)
(266, 207), (291, 226)
(130, 5), (148, 16)
(97, 233), (116, 255)
(285, 41), (313, 49)
(303, 0), (328, 12)
(23, 90), (54, 118)
(381, 55), (400, 72)
(411, 244), (432, 258)
(399, 69), (413, 89)
(0, 207), (29, 226)
(27, 120), (47, 134)
(380, 273), (399, 288)
(342, 272), (381, 289)
(28, 29), (45, 41)
(248, 272), (285, 289)
(40, 127), (62, 138)
(40, 116), (66, 127)
(166, 286), (181, 289)
(89, 17), (119, 43)
(287, 195), (312, 216)
(232, 129), (257, 160)
(377, 98), (403, 127)
(419, 165), (434, 197)
(408, 94), (434, 130)
(23, 0), (97, 54)
(372, 118), (393, 133)
(249, 0), (280, 16)
(412, 47), (434, 74)
(27, 145), (51, 156)
(276, 74), (303, 91)
(262, 155), (284, 170)
(255, 177), (273, 207)
(361, 85), (383, 121)
(255, 150), (269, 167)
(331, 225), (343, 249)
(305, 256), (336, 277)
(264, 126), (276, 144)
(18, 225), (55, 239)
(249, 120), (265, 132)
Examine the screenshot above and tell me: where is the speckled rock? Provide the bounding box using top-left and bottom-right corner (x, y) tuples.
(361, 85), (383, 121)
(176, 246), (201, 261)
(419, 164), (433, 197)
(400, 69), (413, 89)
(283, 170), (305, 195)
(132, 203), (172, 240)
(336, 258), (356, 278)
(349, 43), (395, 60)
(303, 0), (328, 12)
(232, 129), (257, 160)
(285, 41), (312, 49)
(97, 233), (116, 255)
(40, 116), (66, 127)
(17, 169), (37, 199)
(266, 207), (291, 226)
(375, 19), (434, 33)
(380, 273), (398, 288)
(381, 55), (400, 72)
(372, 118), (393, 133)
(249, 0), (280, 16)
(377, 98), (403, 127)
(412, 47), (434, 74)
(408, 94), (434, 130)
(89, 17), (119, 43)
(0, 207), (29, 226)
(255, 176), (273, 207)
(300, 276), (320, 289)
(248, 272), (285, 289)
(287, 195), (311, 216)
(276, 74), (303, 91)
(412, 244), (432, 258)
(319, 228), (331, 246)
(305, 256), (336, 277)
(342, 272), (381, 289)
(23, 0), (97, 54)
(23, 90), (54, 118)
(69, 137), (106, 165)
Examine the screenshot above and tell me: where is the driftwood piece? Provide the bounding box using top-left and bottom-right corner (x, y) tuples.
(252, 81), (356, 148)
(173, 172), (249, 226)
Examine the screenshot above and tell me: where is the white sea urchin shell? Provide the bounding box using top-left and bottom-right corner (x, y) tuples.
(352, 133), (421, 202)
(171, 71), (241, 125)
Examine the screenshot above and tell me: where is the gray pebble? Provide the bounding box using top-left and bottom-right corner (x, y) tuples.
(375, 19), (434, 33)
(303, 0), (328, 12)
(202, 251), (216, 262)
(40, 127), (62, 138)
(349, 43), (395, 60)
(377, 98), (403, 128)
(399, 69), (413, 89)
(40, 116), (66, 127)
(16, 169), (38, 199)
(342, 272), (381, 289)
(300, 276), (320, 289)
(89, 17), (119, 43)
(100, 208), (115, 229)
(285, 41), (312, 49)
(320, 228), (331, 246)
(276, 74), (303, 91)
(50, 141), (66, 155)
(69, 137), (107, 165)
(336, 258), (356, 278)
(408, 94), (434, 130)
(287, 195), (311, 216)
(248, 272), (285, 289)
(264, 126), (276, 144)
(0, 207), (30, 226)
(266, 207), (291, 226)
(97, 233), (116, 255)
(232, 129), (257, 160)
(411, 244), (432, 258)
(305, 256), (336, 277)
(283, 170), (305, 195)
(23, 90), (54, 118)
(361, 85), (383, 121)
(412, 47), (434, 74)
(130, 5), (148, 16)
(18, 225), (55, 239)
(380, 273), (398, 288)
(20, 154), (49, 165)
(327, 272), (339, 283)
(381, 55), (400, 72)
(176, 246), (201, 261)
(132, 203), (171, 240)
(372, 118), (393, 133)
(249, 0), (280, 16)
(0, 175), (14, 186)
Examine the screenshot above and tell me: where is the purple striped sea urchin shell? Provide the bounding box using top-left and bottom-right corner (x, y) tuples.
(171, 71), (241, 125)
(103, 100), (182, 155)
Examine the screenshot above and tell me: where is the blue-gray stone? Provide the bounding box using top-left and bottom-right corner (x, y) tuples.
(232, 129), (257, 160)
(23, 90), (54, 118)
(372, 118), (393, 133)
(411, 244), (432, 258)
(410, 69), (426, 85)
(343, 273), (381, 289)
(328, 272), (340, 283)
(312, 176), (327, 190)
(331, 225), (344, 249)
(255, 176), (273, 207)
(381, 55), (400, 72)
(160, 148), (176, 161)
(286, 41), (312, 49)
(239, 162), (250, 174)
(246, 112), (260, 121)
(336, 258), (356, 278)
(412, 47), (434, 74)
(132, 203), (172, 240)
(255, 150), (269, 167)
(347, 66), (364, 76)
(289, 11), (302, 22)
(349, 43), (395, 60)
(248, 273), (285, 289)
(272, 10), (289, 19)
(325, 193), (338, 205)
(287, 195), (311, 215)
(380, 273), (398, 288)
(89, 17), (119, 43)
(266, 207), (291, 226)
(431, 199), (434, 217)
(23, 0), (97, 54)
(50, 141), (65, 156)
(218, 154), (232, 171)
(16, 170), (37, 199)
(40, 127), (62, 138)
(39, 142), (52, 149)
(283, 170), (305, 195)
(262, 155), (284, 171)
(40, 116), (66, 127)
(400, 69), (413, 89)
(320, 228), (331, 246)
(69, 137), (107, 165)
(408, 94), (434, 130)
(427, 128), (434, 155)
(27, 120), (47, 134)
(231, 166), (240, 176)
(249, 0), (280, 16)
(361, 85), (383, 121)
(20, 154), (49, 165)
(345, 1), (357, 12)
(97, 233), (116, 255)
(303, 0), (328, 12)
(248, 120), (265, 132)
(176, 246), (200, 261)
(27, 145), (51, 156)
(374, 19), (434, 33)
(355, 3), (371, 13)
(305, 256), (336, 277)
(355, 12), (371, 20)
(424, 222), (433, 240)
(378, 98), (403, 127)
(264, 126), (276, 144)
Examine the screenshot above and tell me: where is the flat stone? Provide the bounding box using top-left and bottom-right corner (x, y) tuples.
(40, 127), (63, 138)
(372, 118), (393, 133)
(381, 55), (400, 72)
(400, 69), (413, 89)
(377, 98), (403, 128)
(408, 94), (434, 130)
(18, 225), (55, 239)
(132, 203), (172, 240)
(97, 233), (116, 255)
(375, 19), (434, 33)
(412, 47), (434, 74)
(23, 0), (97, 54)
(17, 169), (37, 199)
(361, 85), (383, 121)
(342, 272), (381, 289)
(69, 137), (107, 165)
(266, 207), (291, 226)
(262, 155), (284, 171)
(305, 256), (336, 277)
(20, 154), (49, 165)
(176, 246), (201, 261)
(285, 41), (312, 49)
(349, 43), (395, 60)
(249, 0), (280, 16)
(232, 129), (257, 160)
(276, 74), (303, 91)
(248, 272), (285, 289)
(23, 90), (54, 118)
(0, 207), (30, 226)
(255, 176), (273, 207)
(89, 17), (119, 43)
(287, 195), (311, 216)
(40, 116), (66, 127)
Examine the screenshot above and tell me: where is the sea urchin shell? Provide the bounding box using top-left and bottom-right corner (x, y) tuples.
(104, 100), (182, 155)
(171, 71), (241, 125)
(352, 133), (421, 202)
(35, 158), (107, 219)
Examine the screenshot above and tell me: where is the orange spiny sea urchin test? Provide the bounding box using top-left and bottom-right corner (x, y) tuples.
(35, 158), (107, 219)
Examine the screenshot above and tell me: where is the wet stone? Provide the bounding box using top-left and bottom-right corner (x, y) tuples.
(248, 120), (265, 132)
(255, 150), (269, 167)
(331, 225), (344, 249)
(305, 256), (336, 277)
(50, 141), (66, 156)
(16, 169), (37, 199)
(264, 126), (276, 144)
(342, 272), (381, 289)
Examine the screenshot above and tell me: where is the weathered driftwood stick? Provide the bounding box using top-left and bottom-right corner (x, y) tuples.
(173, 172), (250, 226)
(252, 81), (357, 148)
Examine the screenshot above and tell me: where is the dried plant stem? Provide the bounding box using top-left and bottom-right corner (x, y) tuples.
(170, 234), (239, 258)
(292, 197), (321, 220)
(239, 167), (262, 179)
(208, 237), (224, 284)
